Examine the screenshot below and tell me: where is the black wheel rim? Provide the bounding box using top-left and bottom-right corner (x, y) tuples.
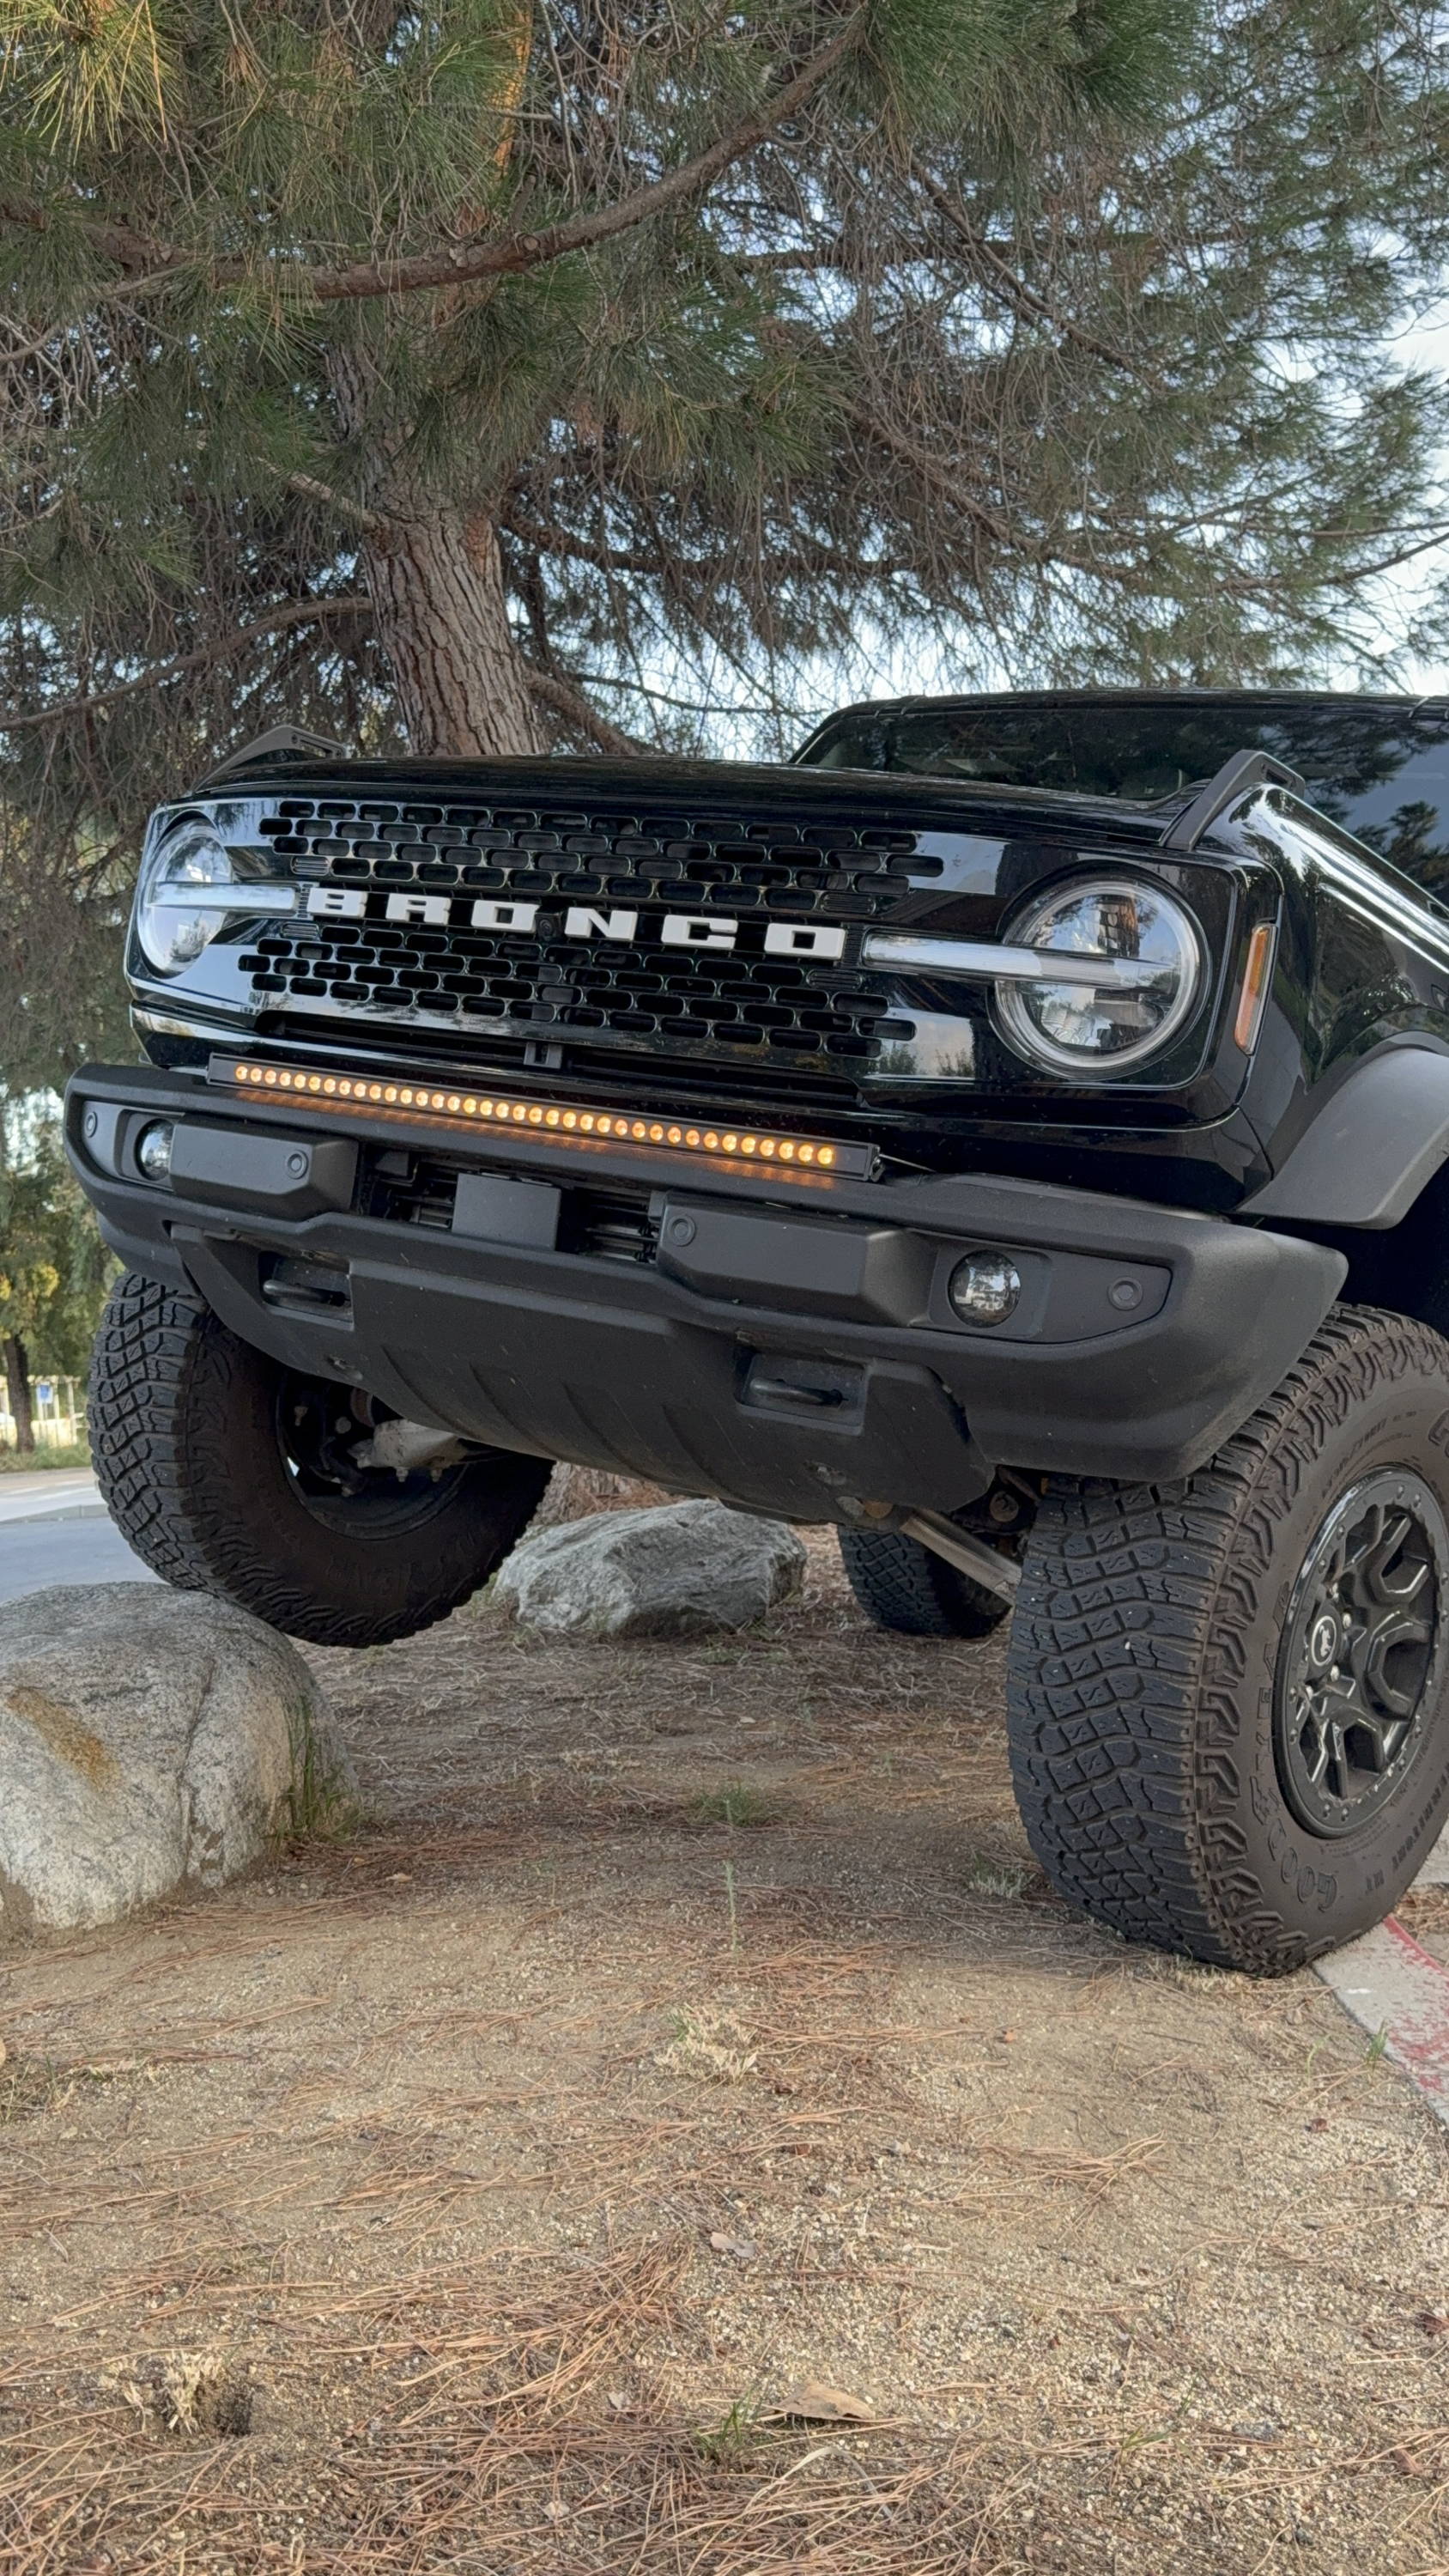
(275, 1373), (471, 1537)
(1273, 1468), (1447, 1841)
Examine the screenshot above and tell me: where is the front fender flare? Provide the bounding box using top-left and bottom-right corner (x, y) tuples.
(1243, 1047), (1449, 1229)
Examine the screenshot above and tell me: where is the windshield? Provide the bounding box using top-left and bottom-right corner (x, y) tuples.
(797, 696), (1449, 895)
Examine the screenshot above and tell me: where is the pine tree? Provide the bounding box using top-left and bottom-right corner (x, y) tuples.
(0, 1103), (112, 1448)
(3, 2), (1449, 1093)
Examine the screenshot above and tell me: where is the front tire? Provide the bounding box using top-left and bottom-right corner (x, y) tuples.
(1006, 1306), (1449, 1973)
(90, 1272), (551, 1647)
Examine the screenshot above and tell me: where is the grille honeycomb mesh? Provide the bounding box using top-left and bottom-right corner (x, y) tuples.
(237, 793), (931, 1066)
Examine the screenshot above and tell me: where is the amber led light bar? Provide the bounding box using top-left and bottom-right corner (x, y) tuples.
(214, 1056), (874, 1177)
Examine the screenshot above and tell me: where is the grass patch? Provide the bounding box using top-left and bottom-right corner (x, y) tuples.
(656, 2008), (759, 2083)
(1131, 1951), (1246, 1992)
(282, 1704), (363, 1844)
(960, 1856), (1034, 1899)
(103, 2351), (255, 2439)
(691, 1783), (779, 1829)
(0, 2051), (142, 2125)
(0, 2053), (63, 2125)
(0, 1441), (90, 1473)
(1397, 1885), (1449, 1934)
(692, 2391), (761, 2468)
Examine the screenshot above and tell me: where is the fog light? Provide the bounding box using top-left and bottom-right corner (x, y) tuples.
(136, 1121), (174, 1183)
(949, 1252), (1022, 1327)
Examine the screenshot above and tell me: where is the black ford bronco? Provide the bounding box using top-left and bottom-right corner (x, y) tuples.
(67, 688), (1449, 1972)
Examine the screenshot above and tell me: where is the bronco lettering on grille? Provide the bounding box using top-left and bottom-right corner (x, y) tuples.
(306, 883), (848, 960)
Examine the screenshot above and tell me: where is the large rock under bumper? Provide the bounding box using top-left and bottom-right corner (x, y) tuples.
(495, 1499), (805, 1639)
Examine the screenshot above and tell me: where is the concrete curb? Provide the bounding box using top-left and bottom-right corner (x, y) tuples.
(0, 1483), (106, 1528)
(1314, 1916), (1449, 2128)
(1311, 1829), (1449, 2123)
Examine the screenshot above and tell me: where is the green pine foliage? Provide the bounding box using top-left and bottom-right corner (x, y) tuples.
(0, 1099), (114, 1400)
(2, 1), (1449, 1089)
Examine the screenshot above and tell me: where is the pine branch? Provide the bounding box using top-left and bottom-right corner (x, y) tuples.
(503, 519), (664, 576)
(568, 671), (781, 717)
(0, 588), (644, 756)
(0, 19), (862, 308)
(0, 197), (172, 278)
(732, 246), (864, 275)
(307, 21), (862, 301)
(285, 472), (389, 540)
(909, 162), (1157, 385)
(836, 390), (1197, 597)
(0, 597), (368, 732)
(1319, 525), (1449, 584)
(523, 665), (645, 755)
(504, 514), (909, 583)
(0, 270), (174, 370)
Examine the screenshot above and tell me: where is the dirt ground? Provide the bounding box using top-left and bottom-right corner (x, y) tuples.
(4, 1531), (1449, 2575)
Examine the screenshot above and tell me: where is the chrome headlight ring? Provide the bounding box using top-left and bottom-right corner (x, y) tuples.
(134, 815), (297, 976)
(991, 876), (1206, 1076)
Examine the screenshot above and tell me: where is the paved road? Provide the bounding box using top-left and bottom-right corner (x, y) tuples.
(0, 1467), (100, 1522)
(0, 1473), (159, 1605)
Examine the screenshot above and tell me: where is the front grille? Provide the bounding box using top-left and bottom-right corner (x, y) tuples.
(237, 792), (933, 1072)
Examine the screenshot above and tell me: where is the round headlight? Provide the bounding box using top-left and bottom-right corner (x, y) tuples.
(994, 877), (1204, 1076)
(135, 817), (236, 975)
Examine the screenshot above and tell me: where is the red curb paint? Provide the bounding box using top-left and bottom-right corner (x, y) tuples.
(1314, 1912), (1449, 2122)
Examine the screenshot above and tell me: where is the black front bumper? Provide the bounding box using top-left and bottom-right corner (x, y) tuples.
(67, 1064), (1347, 1518)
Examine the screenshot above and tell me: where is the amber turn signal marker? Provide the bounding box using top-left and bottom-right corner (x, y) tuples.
(1233, 920), (1276, 1053)
(213, 1057), (874, 1178)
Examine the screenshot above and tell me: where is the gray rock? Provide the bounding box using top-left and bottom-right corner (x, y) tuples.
(495, 1498), (805, 1638)
(0, 1584), (356, 1936)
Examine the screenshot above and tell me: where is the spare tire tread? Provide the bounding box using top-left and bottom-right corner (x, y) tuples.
(839, 1525), (1011, 1638)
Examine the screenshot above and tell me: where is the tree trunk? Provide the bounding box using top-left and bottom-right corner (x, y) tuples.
(3, 1334), (33, 1453)
(329, 349), (542, 757)
(361, 507), (543, 756)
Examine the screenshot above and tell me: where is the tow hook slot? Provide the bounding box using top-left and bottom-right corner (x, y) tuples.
(740, 1352), (865, 1424)
(261, 1254), (353, 1316)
